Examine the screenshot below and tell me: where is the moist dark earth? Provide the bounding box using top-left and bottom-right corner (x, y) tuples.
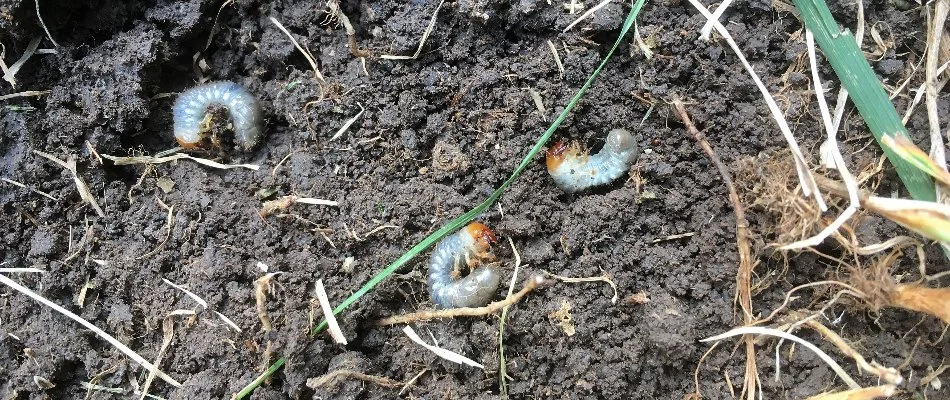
(1, 0), (949, 398)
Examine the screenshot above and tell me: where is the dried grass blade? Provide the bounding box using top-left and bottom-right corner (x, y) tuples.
(688, 0), (826, 211)
(402, 326), (483, 368)
(702, 326), (860, 389)
(0, 274), (182, 387)
(314, 280), (347, 344)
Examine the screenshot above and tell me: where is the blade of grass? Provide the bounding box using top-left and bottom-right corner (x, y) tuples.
(230, 357), (285, 400)
(792, 0), (936, 201)
(232, 2), (647, 397)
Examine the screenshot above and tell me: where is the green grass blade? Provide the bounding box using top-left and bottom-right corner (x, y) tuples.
(233, 357), (285, 399)
(236, 2), (648, 397)
(792, 0), (936, 201)
(311, 0), (647, 335)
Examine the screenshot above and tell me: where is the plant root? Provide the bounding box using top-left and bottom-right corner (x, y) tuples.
(376, 275), (546, 326)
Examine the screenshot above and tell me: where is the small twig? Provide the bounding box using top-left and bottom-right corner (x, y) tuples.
(805, 385), (896, 400)
(526, 88), (547, 121)
(260, 195), (339, 217)
(0, 267), (45, 273)
(163, 278), (208, 308)
(2, 177), (58, 200)
(402, 325), (483, 368)
(138, 316), (177, 400)
(499, 237), (523, 396)
(204, 0), (234, 51)
(329, 1), (370, 58)
(398, 368), (428, 395)
(651, 232), (695, 243)
(381, 0), (446, 60)
(779, 30), (861, 250)
(360, 224), (400, 239)
(542, 270), (618, 304)
(254, 273), (282, 332)
(925, 0), (950, 259)
(271, 150), (296, 177)
(136, 198), (174, 260)
(376, 276), (546, 325)
(633, 22), (654, 59)
(687, 0), (827, 211)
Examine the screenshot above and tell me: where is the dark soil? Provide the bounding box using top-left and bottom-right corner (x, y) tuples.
(1, 0), (948, 398)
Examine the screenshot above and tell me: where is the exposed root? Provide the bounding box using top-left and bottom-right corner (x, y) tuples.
(259, 195), (338, 217)
(34, 0), (59, 47)
(672, 99), (759, 399)
(759, 281), (867, 326)
(921, 363), (950, 386)
(734, 151), (852, 248)
(798, 317), (903, 384)
(702, 326), (861, 389)
(328, 1), (370, 58)
(375, 275), (546, 326)
(541, 270), (618, 304)
(499, 237), (524, 395)
(254, 273), (282, 332)
(306, 369), (401, 390)
(136, 198), (174, 260)
(2, 37), (40, 88)
(102, 152), (259, 171)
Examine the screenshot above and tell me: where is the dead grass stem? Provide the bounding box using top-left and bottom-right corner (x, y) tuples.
(268, 17), (325, 82)
(380, 0), (445, 60)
